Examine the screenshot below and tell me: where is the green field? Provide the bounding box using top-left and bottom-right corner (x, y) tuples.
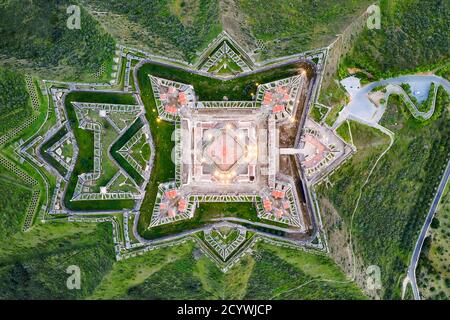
(139, 60), (310, 101)
(0, 0), (115, 81)
(309, 104), (328, 123)
(342, 0), (450, 79)
(0, 214), (366, 299)
(318, 88), (450, 299)
(336, 121), (353, 144)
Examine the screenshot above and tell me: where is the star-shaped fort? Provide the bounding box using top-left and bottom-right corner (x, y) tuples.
(27, 32), (353, 270)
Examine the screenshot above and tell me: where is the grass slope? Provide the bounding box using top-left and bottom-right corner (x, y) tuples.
(0, 168), (33, 239)
(245, 244), (365, 300)
(84, 0), (222, 62)
(92, 241), (365, 299)
(238, 0), (373, 59)
(0, 221), (115, 299)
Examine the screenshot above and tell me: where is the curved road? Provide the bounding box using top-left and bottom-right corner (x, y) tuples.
(408, 158), (450, 300)
(334, 75), (450, 129)
(334, 73), (450, 299)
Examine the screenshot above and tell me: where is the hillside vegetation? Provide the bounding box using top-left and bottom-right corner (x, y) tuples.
(83, 0), (222, 62)
(0, 168), (33, 240)
(92, 241), (365, 299)
(237, 0), (373, 59)
(417, 183), (450, 300)
(318, 88), (450, 299)
(0, 68), (31, 135)
(343, 0), (450, 78)
(0, 0), (115, 81)
(0, 222), (115, 299)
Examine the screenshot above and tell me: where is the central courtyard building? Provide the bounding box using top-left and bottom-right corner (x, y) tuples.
(148, 73), (312, 230)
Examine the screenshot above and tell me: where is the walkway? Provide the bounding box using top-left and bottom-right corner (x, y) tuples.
(334, 75), (450, 129)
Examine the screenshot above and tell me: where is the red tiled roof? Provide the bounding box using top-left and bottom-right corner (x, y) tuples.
(165, 105), (178, 114)
(263, 92), (273, 105)
(159, 202), (168, 210)
(263, 198), (272, 212)
(167, 208), (176, 218)
(178, 198), (187, 212)
(272, 105), (285, 113)
(178, 92), (187, 105)
(274, 208), (283, 218)
(165, 189), (178, 199)
(167, 86), (176, 94)
(272, 190), (285, 199)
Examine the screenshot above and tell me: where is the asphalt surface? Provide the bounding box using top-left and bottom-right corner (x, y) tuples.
(408, 159), (450, 300)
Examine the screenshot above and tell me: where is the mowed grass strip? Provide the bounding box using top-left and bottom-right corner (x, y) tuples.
(138, 60), (309, 101)
(110, 117), (145, 186)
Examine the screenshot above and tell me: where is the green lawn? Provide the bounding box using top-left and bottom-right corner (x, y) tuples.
(336, 121), (353, 144)
(325, 104), (345, 127)
(63, 91), (137, 211)
(142, 202), (257, 240)
(139, 60), (310, 101)
(309, 104), (328, 123)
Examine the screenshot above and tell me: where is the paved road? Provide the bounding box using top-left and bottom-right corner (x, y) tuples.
(209, 217), (303, 233)
(334, 75), (450, 129)
(408, 159), (450, 300)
